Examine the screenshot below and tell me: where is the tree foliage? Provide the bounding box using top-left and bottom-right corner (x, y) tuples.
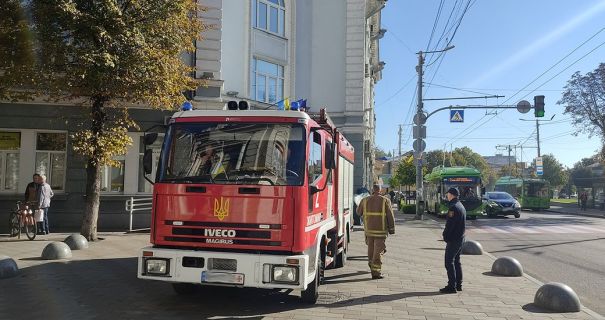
(9, 0), (206, 240)
(392, 155), (416, 187)
(0, 0), (35, 101)
(422, 147), (495, 188)
(559, 63), (605, 154)
(541, 154), (567, 188)
(498, 164), (522, 178)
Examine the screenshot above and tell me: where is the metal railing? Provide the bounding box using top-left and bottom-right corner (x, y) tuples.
(125, 197), (153, 232)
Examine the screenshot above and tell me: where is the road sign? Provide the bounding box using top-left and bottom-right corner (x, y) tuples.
(536, 157), (543, 166)
(536, 166), (543, 176)
(450, 110), (464, 122)
(517, 100), (531, 114)
(413, 125), (426, 139)
(413, 139), (426, 152)
(413, 113), (427, 125)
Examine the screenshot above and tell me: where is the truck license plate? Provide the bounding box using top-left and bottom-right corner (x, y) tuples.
(201, 271), (244, 285)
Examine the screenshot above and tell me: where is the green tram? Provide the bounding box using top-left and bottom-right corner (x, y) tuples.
(424, 166), (485, 219)
(494, 176), (550, 210)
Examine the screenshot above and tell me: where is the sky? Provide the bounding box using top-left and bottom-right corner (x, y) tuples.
(374, 0), (605, 168)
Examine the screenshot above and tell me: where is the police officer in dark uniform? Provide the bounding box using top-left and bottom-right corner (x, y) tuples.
(440, 187), (466, 294)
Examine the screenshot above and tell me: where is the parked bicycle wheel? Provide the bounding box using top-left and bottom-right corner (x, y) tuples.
(8, 210), (19, 237)
(24, 216), (36, 240)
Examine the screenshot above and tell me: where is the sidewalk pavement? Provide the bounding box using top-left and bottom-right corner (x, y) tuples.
(0, 214), (602, 319)
(547, 201), (605, 219)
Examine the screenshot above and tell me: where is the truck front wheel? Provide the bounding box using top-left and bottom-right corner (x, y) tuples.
(172, 283), (197, 295)
(301, 254), (323, 303)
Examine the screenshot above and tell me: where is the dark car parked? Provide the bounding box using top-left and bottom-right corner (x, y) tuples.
(484, 191), (521, 218)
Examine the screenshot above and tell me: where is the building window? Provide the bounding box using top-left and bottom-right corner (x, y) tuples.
(138, 135), (164, 193)
(35, 132), (67, 191)
(251, 58), (284, 104)
(252, 0), (285, 36)
(0, 132), (20, 192)
(101, 157), (125, 193)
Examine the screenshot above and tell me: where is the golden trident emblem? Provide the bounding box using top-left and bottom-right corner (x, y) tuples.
(214, 197), (230, 221)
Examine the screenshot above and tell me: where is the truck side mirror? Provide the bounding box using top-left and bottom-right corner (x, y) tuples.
(143, 132), (158, 146)
(481, 187), (486, 194)
(324, 142), (335, 169)
(310, 185), (319, 195)
(143, 149), (153, 175)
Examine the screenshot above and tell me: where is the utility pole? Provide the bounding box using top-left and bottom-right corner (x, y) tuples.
(413, 45), (454, 220)
(414, 51), (424, 219)
(536, 119), (541, 157)
(398, 124), (402, 157)
(496, 144), (518, 176)
(520, 114), (555, 159)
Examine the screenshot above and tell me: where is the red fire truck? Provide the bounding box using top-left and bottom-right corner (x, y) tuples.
(138, 103), (354, 303)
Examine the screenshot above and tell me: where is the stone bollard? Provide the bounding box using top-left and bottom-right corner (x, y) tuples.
(491, 256), (523, 276)
(534, 282), (582, 313)
(461, 240), (483, 255)
(41, 242), (72, 260)
(0, 256), (19, 279)
(64, 234), (89, 250)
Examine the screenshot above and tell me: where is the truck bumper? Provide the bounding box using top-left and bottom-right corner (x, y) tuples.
(138, 246), (310, 290)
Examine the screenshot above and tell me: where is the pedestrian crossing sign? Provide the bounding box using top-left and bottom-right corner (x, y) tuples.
(450, 110), (464, 122)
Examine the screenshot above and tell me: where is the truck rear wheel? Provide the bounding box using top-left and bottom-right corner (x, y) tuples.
(335, 234), (347, 268)
(172, 283), (197, 295)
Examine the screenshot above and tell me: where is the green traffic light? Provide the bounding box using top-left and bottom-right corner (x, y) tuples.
(534, 95), (545, 118)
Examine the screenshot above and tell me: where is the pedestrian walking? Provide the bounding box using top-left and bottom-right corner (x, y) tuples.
(580, 191), (588, 211)
(357, 184), (395, 279)
(440, 187), (466, 294)
(38, 175), (54, 234)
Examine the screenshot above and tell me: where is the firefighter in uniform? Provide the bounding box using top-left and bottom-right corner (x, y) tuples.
(357, 184), (395, 279)
(440, 187), (466, 293)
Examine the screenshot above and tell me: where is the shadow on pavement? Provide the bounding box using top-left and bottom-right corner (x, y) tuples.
(522, 303), (567, 314)
(489, 237), (605, 254)
(327, 291), (443, 308)
(346, 255), (368, 261)
(0, 257), (403, 319)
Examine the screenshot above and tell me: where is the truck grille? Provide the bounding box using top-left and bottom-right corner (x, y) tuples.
(208, 258), (237, 271)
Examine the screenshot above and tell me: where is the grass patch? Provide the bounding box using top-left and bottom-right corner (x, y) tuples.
(398, 204), (416, 214)
(551, 199), (578, 204)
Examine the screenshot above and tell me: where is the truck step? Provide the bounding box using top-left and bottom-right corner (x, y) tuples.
(325, 256), (334, 266)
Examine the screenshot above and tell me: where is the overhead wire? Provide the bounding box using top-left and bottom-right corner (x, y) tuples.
(442, 26), (605, 145)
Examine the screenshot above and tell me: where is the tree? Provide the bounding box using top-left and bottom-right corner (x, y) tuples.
(559, 63), (605, 155)
(374, 147), (388, 159)
(20, 1), (206, 240)
(541, 154), (567, 188)
(0, 0), (35, 101)
(393, 155), (416, 187)
(498, 164), (522, 178)
(422, 147), (495, 188)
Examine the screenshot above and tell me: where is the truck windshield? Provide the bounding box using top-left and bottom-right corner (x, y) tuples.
(158, 122), (306, 186)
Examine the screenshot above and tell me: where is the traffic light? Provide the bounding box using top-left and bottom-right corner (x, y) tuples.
(534, 95), (545, 117)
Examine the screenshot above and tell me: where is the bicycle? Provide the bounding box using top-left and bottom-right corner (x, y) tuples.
(8, 201), (38, 240)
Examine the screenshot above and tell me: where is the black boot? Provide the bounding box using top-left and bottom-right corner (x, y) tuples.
(439, 286), (457, 294)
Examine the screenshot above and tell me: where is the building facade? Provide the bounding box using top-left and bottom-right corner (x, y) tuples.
(0, 0), (385, 231)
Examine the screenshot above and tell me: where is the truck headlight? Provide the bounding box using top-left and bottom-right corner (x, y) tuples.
(272, 265), (298, 284)
(145, 258), (170, 276)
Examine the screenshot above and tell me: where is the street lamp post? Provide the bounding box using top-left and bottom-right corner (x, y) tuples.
(414, 45), (454, 220)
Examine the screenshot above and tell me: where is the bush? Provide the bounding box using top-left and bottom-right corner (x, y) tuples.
(399, 204), (416, 214)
